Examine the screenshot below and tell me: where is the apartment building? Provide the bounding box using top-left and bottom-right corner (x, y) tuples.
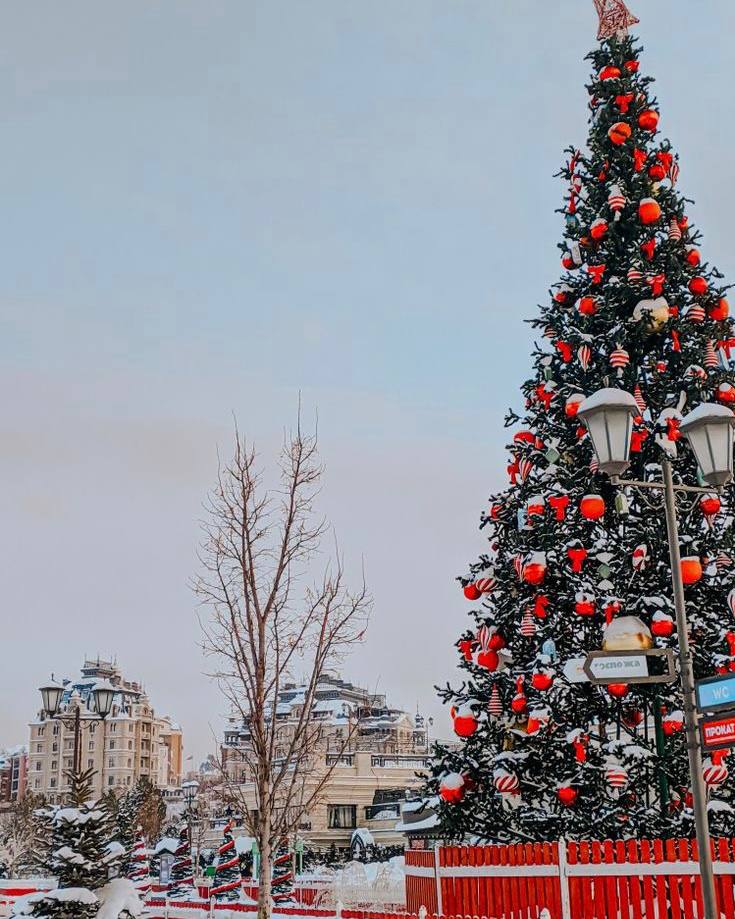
(28, 658), (184, 804)
(221, 674), (431, 850)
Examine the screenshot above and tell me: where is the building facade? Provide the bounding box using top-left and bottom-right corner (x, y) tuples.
(0, 747), (29, 808)
(28, 658), (184, 804)
(221, 674), (431, 851)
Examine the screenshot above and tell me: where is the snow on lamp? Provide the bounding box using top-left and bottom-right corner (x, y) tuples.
(39, 680), (63, 716)
(91, 679), (116, 719)
(577, 388), (639, 478)
(679, 403), (735, 487)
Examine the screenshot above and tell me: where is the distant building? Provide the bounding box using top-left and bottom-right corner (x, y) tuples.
(0, 746), (28, 806)
(28, 658), (184, 804)
(221, 673), (431, 851)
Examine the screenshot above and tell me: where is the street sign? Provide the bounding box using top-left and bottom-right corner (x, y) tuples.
(696, 673), (735, 713)
(562, 657), (589, 684)
(701, 711), (735, 750)
(583, 649), (676, 685)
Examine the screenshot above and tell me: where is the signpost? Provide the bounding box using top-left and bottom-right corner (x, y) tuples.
(562, 657), (589, 684)
(695, 673), (735, 713)
(700, 711), (735, 751)
(583, 648), (676, 685)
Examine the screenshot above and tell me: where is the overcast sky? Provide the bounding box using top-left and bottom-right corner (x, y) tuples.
(3, 1), (735, 764)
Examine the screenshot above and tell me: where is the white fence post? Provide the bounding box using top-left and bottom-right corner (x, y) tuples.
(164, 897), (169, 919)
(418, 906), (428, 919)
(434, 843), (443, 917)
(557, 838), (571, 919)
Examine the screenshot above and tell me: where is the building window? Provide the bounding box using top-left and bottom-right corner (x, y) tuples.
(34, 779), (40, 789)
(36, 743), (43, 753)
(128, 740), (133, 750)
(90, 723), (96, 733)
(89, 742), (94, 751)
(109, 740), (115, 751)
(328, 805), (356, 829)
(127, 776), (131, 785)
(108, 776), (114, 786)
(50, 778), (56, 789)
(52, 724), (59, 735)
(37, 727), (45, 737)
(109, 758), (114, 768)
(51, 761), (57, 771)
(35, 762), (41, 772)
(87, 759), (94, 769)
(127, 759), (132, 768)
(110, 723), (117, 733)
(52, 743), (58, 753)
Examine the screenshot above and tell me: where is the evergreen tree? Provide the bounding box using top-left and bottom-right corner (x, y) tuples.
(113, 787), (141, 877)
(167, 821), (195, 900)
(126, 827), (151, 892)
(428, 24), (735, 842)
(210, 820), (241, 901)
(270, 837), (293, 905)
(13, 769), (120, 919)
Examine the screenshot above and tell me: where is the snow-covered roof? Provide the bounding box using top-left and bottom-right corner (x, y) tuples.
(394, 813), (440, 832)
(153, 836), (180, 855)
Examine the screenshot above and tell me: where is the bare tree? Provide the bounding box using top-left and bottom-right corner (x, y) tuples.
(195, 417), (371, 919)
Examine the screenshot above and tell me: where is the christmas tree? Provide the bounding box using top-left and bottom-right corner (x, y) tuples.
(210, 820), (241, 901)
(167, 821), (195, 900)
(428, 6), (735, 842)
(270, 837), (294, 905)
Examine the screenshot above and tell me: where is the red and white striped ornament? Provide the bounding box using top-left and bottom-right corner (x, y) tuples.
(519, 457), (534, 482)
(627, 267), (644, 283)
(605, 761), (629, 791)
(633, 383), (646, 415)
(489, 684), (503, 717)
(513, 555), (524, 580)
(705, 341), (719, 369)
(608, 184), (625, 220)
(520, 610), (536, 637)
(632, 543), (649, 572)
(590, 456), (599, 473)
(687, 304), (706, 323)
(477, 625), (491, 650)
(475, 569), (496, 594)
(493, 769), (520, 795)
(609, 346), (630, 375)
(717, 552), (733, 570)
(668, 218), (682, 242)
(703, 757), (728, 789)
(578, 344), (592, 370)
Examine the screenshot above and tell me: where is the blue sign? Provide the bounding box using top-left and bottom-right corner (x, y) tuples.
(696, 674), (735, 713)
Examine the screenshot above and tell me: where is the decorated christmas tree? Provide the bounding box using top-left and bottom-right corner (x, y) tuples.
(427, 2), (735, 842)
(270, 837), (294, 905)
(167, 821), (195, 900)
(210, 820), (241, 901)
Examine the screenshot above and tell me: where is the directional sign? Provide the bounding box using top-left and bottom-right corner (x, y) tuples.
(562, 657), (589, 684)
(701, 711), (735, 750)
(696, 674), (735, 713)
(583, 649), (676, 685)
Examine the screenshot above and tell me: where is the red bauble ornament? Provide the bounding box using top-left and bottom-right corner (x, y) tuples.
(526, 711), (549, 735)
(710, 298), (730, 321)
(439, 773), (466, 804)
(453, 711), (478, 738)
(523, 553), (547, 585)
(607, 683), (629, 699)
(624, 60), (639, 73)
(488, 633), (505, 651)
(463, 583), (481, 601)
(638, 109), (660, 132)
(689, 276), (708, 296)
(700, 494), (721, 517)
(638, 198), (661, 225)
(511, 693), (528, 715)
(680, 556), (703, 585)
(717, 383), (735, 404)
(531, 671), (553, 691)
(608, 122), (631, 145)
(590, 218), (608, 241)
(565, 394), (585, 417)
(476, 649), (499, 672)
(557, 786), (578, 806)
(578, 296), (597, 316)
(651, 613), (675, 638)
(562, 253), (575, 270)
(599, 65), (621, 81)
(686, 247), (701, 267)
(662, 711), (684, 736)
(579, 494), (605, 520)
(574, 593), (595, 617)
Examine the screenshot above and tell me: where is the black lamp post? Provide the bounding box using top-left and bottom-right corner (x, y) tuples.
(579, 389), (735, 919)
(39, 677), (115, 789)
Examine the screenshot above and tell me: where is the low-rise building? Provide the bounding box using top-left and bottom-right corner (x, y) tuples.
(221, 673), (431, 852)
(0, 746), (28, 807)
(28, 658), (184, 804)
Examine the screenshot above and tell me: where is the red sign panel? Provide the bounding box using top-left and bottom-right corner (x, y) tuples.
(701, 712), (735, 750)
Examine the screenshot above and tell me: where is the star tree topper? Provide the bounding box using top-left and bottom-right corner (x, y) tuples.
(593, 0), (639, 40)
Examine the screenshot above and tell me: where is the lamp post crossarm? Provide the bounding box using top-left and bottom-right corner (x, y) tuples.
(612, 477), (720, 495)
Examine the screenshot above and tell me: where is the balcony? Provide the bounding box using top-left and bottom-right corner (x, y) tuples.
(364, 803), (400, 820)
(370, 755), (431, 769)
(326, 754), (354, 767)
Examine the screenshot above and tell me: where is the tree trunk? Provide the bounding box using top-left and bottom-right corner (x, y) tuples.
(258, 833), (272, 919)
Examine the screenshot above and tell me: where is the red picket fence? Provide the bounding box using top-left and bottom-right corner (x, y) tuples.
(405, 838), (735, 919)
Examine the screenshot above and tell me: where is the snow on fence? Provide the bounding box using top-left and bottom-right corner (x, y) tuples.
(0, 879), (55, 917)
(405, 837), (735, 919)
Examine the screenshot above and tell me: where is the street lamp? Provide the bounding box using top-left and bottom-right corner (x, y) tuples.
(577, 388), (639, 477)
(579, 389), (735, 919)
(38, 677), (115, 790)
(182, 780), (200, 880)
